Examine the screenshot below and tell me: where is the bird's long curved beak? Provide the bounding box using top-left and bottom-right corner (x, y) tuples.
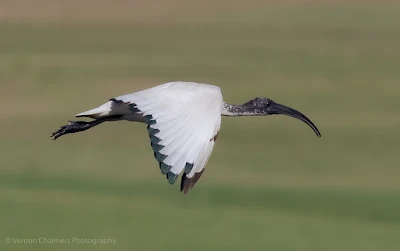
(268, 103), (321, 137)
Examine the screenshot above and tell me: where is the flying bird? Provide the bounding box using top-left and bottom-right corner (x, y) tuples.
(51, 81), (321, 194)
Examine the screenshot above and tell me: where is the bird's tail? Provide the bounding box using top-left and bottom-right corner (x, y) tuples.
(75, 101), (113, 119)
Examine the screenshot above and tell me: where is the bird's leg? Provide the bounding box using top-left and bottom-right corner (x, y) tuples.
(51, 120), (93, 140)
(51, 115), (122, 140)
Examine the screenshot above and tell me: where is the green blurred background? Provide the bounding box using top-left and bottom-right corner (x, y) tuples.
(1, 0), (400, 250)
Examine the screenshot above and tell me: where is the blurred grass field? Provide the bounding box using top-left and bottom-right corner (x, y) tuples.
(1, 0), (400, 250)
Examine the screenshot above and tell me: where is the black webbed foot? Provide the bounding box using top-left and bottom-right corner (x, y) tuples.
(51, 121), (90, 140)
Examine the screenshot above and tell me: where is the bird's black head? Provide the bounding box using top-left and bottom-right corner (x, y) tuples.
(243, 97), (274, 110)
(246, 97), (321, 137)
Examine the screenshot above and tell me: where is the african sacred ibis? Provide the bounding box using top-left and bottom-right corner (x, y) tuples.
(51, 81), (321, 194)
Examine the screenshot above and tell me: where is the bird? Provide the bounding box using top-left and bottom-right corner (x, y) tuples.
(51, 81), (321, 194)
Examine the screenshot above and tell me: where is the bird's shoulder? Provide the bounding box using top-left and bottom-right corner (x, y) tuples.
(154, 81), (222, 97)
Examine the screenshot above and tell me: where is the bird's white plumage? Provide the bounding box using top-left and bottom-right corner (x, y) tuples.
(78, 82), (223, 184)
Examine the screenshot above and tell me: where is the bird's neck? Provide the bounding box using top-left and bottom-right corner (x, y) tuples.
(221, 102), (266, 116)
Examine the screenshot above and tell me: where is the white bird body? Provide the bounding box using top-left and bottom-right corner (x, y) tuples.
(52, 81), (321, 194)
(76, 82), (223, 191)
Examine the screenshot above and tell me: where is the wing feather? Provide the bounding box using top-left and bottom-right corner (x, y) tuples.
(114, 82), (223, 193)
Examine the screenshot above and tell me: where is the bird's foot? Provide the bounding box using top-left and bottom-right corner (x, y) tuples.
(51, 121), (90, 140)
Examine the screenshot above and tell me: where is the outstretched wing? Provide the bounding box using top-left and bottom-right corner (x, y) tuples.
(115, 82), (223, 194)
